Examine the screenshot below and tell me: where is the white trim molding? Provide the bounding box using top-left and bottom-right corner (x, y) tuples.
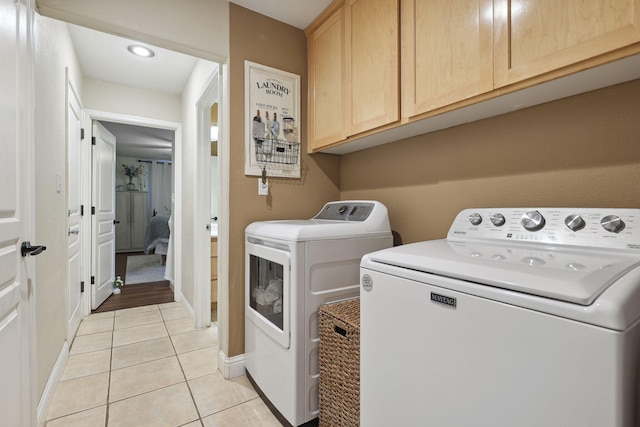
(37, 341), (70, 426)
(218, 349), (245, 379)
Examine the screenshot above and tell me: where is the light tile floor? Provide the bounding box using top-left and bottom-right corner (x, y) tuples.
(45, 302), (283, 427)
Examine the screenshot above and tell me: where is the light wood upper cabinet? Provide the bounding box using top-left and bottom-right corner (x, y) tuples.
(307, 0), (399, 152)
(308, 7), (346, 150)
(307, 0), (640, 154)
(402, 0), (494, 118)
(495, 0), (640, 87)
(348, 0), (400, 135)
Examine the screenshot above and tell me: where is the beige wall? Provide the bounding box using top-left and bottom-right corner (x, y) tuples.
(33, 14), (83, 400)
(341, 79), (640, 244)
(83, 78), (181, 122)
(228, 5), (341, 356)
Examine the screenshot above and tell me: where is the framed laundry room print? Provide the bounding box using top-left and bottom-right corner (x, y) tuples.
(244, 60), (301, 178)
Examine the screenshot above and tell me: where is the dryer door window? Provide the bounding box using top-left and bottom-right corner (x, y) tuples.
(249, 254), (284, 330)
(245, 241), (291, 349)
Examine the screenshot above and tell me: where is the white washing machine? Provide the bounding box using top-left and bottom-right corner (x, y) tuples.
(361, 208), (640, 427)
(245, 200), (392, 427)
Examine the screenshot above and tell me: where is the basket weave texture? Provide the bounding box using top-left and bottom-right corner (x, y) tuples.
(319, 298), (360, 427)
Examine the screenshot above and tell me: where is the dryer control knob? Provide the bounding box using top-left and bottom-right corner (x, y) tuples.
(564, 214), (586, 232)
(490, 213), (506, 227)
(601, 215), (625, 233)
(521, 210), (545, 232)
(468, 213), (482, 226)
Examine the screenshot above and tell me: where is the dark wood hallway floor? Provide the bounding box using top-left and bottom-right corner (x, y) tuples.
(92, 252), (174, 313)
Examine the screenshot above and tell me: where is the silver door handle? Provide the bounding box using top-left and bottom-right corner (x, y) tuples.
(68, 227), (80, 236)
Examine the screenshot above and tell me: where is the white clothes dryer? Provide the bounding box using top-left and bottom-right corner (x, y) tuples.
(245, 200), (392, 427)
(361, 208), (640, 427)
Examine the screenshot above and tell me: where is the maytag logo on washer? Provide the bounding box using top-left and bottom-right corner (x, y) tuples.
(362, 274), (373, 292)
(431, 292), (456, 308)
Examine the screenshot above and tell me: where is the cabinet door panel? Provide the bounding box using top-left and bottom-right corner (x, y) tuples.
(402, 0), (493, 118)
(308, 8), (345, 150)
(130, 192), (148, 250)
(348, 0), (399, 134)
(115, 192), (130, 251)
(495, 0), (640, 86)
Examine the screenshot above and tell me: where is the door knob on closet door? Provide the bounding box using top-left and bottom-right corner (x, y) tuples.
(68, 228), (80, 236)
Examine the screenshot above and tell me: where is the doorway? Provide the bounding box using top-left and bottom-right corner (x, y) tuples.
(95, 120), (176, 312)
(63, 21), (223, 344)
(82, 111), (184, 317)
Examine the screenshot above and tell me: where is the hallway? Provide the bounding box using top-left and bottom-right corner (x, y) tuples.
(44, 303), (281, 426)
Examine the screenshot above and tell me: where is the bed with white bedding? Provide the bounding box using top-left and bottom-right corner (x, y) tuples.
(144, 212), (170, 256)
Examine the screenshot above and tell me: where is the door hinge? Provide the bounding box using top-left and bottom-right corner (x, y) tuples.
(91, 136), (96, 146)
(81, 128), (85, 140)
(91, 206), (96, 215)
(81, 205), (84, 216)
(80, 281), (85, 292)
(91, 276), (95, 285)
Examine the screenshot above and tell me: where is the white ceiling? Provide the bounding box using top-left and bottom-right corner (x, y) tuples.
(68, 24), (200, 96)
(229, 0), (332, 30)
(100, 122), (174, 161)
(67, 1), (329, 160)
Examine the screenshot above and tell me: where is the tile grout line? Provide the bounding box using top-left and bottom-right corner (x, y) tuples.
(163, 307), (205, 426)
(66, 302), (210, 426)
(105, 312), (116, 427)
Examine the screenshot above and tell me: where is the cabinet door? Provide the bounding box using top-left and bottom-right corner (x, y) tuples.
(211, 239), (218, 303)
(308, 7), (346, 151)
(115, 192), (130, 251)
(129, 192), (148, 250)
(402, 0), (494, 118)
(347, 0), (400, 134)
(495, 0), (640, 87)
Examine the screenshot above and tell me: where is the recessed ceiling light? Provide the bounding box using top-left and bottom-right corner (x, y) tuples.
(127, 45), (155, 58)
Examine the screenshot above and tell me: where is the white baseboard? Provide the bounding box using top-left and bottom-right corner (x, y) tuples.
(37, 340), (70, 426)
(218, 349), (245, 379)
(180, 292), (195, 319)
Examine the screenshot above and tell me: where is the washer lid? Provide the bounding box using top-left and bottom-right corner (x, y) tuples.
(365, 239), (640, 305)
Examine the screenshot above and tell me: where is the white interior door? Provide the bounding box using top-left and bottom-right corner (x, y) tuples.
(0, 0), (35, 424)
(66, 76), (83, 340)
(92, 122), (116, 309)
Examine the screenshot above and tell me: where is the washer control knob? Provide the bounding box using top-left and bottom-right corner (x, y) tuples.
(601, 215), (625, 233)
(521, 210), (545, 232)
(468, 213), (483, 226)
(490, 213), (506, 227)
(338, 205), (348, 215)
(564, 214), (586, 232)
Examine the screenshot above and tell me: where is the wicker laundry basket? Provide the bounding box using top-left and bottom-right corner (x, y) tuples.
(319, 298), (360, 427)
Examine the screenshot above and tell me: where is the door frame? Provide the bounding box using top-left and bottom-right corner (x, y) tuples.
(193, 64), (229, 362)
(82, 109), (182, 316)
(194, 67), (219, 328)
(65, 71), (84, 340)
